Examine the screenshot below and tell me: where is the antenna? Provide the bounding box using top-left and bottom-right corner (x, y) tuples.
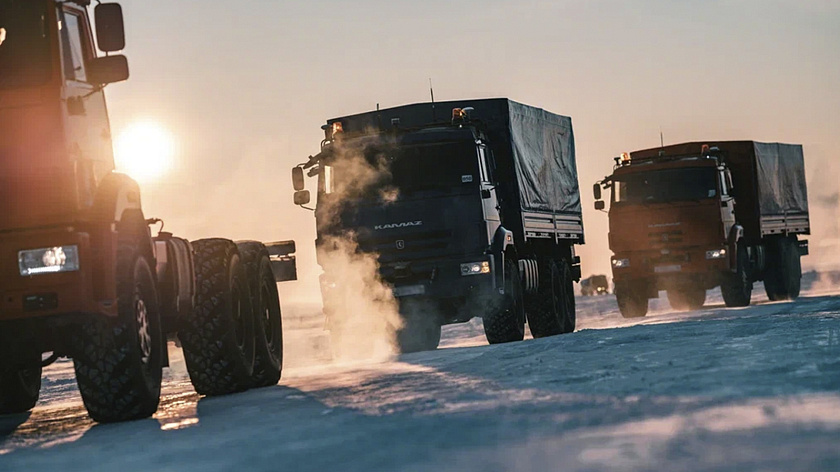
(429, 78), (436, 121)
(660, 127), (664, 148)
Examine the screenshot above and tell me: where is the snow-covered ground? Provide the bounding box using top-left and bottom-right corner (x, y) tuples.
(1, 281), (839, 471)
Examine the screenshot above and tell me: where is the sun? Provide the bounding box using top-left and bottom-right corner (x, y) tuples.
(114, 121), (175, 183)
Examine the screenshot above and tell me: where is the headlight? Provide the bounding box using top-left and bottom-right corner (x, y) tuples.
(460, 261), (491, 276)
(705, 248), (728, 260)
(19, 245), (80, 276)
(611, 258), (630, 268)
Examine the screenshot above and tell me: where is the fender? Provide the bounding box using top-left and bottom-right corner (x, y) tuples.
(90, 172), (143, 223)
(726, 224), (744, 272)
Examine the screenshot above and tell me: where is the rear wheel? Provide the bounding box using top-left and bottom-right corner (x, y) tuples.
(396, 298), (442, 353)
(180, 239), (255, 396)
(72, 244), (164, 422)
(0, 358), (41, 415)
(666, 287), (706, 311)
(764, 236), (802, 301)
(722, 243), (753, 307)
(483, 257), (525, 344)
(237, 242), (284, 388)
(615, 283), (648, 318)
(526, 259), (575, 337)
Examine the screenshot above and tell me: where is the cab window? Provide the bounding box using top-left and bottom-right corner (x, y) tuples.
(61, 11), (88, 82)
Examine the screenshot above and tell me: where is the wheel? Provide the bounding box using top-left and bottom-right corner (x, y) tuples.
(396, 298), (442, 353)
(180, 239), (255, 396)
(526, 259), (576, 337)
(764, 236), (802, 301)
(666, 287), (706, 311)
(721, 243), (753, 307)
(615, 283), (648, 318)
(483, 257), (525, 344)
(72, 244), (164, 422)
(0, 358), (41, 415)
(237, 241), (284, 388)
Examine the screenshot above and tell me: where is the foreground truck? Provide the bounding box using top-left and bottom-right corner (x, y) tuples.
(0, 1), (296, 421)
(594, 141), (809, 317)
(293, 99), (584, 352)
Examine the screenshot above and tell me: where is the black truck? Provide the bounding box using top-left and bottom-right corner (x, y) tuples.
(293, 99), (584, 352)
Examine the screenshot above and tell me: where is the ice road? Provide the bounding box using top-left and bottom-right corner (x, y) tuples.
(1, 285), (839, 471)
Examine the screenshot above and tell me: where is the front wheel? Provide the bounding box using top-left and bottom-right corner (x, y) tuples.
(722, 243), (753, 307)
(615, 283), (648, 318)
(0, 358), (41, 415)
(72, 246), (164, 422)
(483, 257), (525, 344)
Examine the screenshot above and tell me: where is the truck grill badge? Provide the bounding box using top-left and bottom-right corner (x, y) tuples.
(396, 240), (405, 250)
(374, 221), (423, 230)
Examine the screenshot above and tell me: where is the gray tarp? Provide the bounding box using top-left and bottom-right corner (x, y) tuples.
(508, 101), (581, 214)
(754, 142), (809, 215)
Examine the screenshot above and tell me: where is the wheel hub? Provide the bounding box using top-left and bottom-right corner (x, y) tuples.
(135, 298), (152, 365)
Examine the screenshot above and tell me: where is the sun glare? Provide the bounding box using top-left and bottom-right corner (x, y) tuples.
(114, 121), (175, 183)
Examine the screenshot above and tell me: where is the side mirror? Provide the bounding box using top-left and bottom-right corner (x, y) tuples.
(593, 183), (602, 201)
(292, 167), (305, 191)
(294, 190), (311, 206)
(594, 200), (605, 211)
(94, 3), (126, 52)
(87, 55), (129, 84)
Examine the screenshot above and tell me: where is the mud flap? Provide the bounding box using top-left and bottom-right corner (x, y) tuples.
(265, 240), (297, 282)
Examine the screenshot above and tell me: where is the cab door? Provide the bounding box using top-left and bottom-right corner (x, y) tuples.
(59, 5), (114, 209)
(719, 167), (736, 238)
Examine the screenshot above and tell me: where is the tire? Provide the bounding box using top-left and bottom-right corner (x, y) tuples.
(483, 257), (526, 344)
(180, 239), (255, 396)
(526, 259), (576, 338)
(72, 244), (164, 422)
(237, 241), (283, 388)
(395, 298), (442, 353)
(666, 287), (706, 311)
(721, 243), (753, 307)
(764, 236), (802, 301)
(615, 283), (648, 318)
(0, 359), (41, 415)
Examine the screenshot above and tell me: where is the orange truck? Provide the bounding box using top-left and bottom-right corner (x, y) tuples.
(0, 1), (295, 421)
(594, 142), (809, 318)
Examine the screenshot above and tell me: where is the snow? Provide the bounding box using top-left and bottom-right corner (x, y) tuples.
(1, 283), (839, 471)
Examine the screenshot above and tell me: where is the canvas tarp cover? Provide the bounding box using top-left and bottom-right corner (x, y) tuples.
(507, 101), (580, 214)
(753, 142), (808, 215)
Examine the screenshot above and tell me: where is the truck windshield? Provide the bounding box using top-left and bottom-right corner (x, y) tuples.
(0, 0), (52, 89)
(613, 167), (718, 204)
(325, 140), (480, 200)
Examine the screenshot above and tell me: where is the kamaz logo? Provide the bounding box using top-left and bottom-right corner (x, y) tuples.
(374, 221), (423, 230)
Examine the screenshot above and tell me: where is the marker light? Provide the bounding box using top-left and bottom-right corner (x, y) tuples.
(620, 152), (631, 163)
(460, 261), (491, 276)
(331, 122), (343, 137)
(705, 248), (728, 260)
(452, 108), (467, 122)
(19, 246), (80, 276)
(611, 258), (630, 268)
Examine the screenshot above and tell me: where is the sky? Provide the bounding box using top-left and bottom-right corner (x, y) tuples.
(104, 0), (840, 301)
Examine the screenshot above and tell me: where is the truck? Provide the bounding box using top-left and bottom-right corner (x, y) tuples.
(580, 274), (609, 296)
(0, 0), (297, 422)
(594, 141), (809, 318)
(292, 99), (584, 352)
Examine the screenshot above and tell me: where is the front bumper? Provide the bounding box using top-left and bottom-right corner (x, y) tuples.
(0, 227), (118, 322)
(611, 247), (730, 289)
